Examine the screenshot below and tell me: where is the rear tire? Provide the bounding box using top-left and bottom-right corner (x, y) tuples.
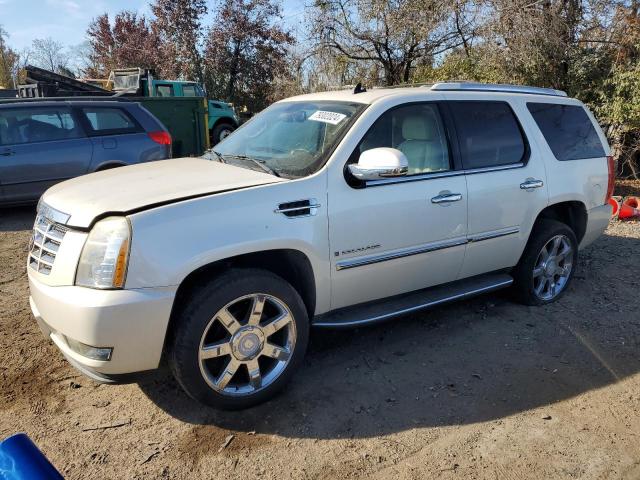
(168, 268), (309, 410)
(512, 219), (578, 306)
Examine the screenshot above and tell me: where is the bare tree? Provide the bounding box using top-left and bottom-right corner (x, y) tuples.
(30, 37), (70, 73)
(309, 0), (477, 86)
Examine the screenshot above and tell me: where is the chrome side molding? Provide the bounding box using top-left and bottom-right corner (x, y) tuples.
(336, 237), (467, 271)
(335, 228), (520, 271)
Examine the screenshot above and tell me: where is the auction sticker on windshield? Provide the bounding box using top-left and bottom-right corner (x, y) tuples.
(309, 111), (347, 125)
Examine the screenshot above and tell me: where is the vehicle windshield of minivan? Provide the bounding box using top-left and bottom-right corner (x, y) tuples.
(205, 100), (365, 178)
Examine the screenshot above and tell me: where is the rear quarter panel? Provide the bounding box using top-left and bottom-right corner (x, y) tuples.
(88, 133), (168, 170)
(519, 96), (610, 210)
(89, 104), (170, 170)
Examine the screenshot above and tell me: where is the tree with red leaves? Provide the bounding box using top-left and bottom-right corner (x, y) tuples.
(86, 12), (162, 79)
(203, 0), (294, 112)
(151, 0), (207, 83)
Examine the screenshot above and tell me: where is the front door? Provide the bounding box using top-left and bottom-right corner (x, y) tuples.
(328, 102), (468, 309)
(0, 106), (92, 204)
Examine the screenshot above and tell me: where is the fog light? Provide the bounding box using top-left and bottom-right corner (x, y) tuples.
(65, 337), (113, 361)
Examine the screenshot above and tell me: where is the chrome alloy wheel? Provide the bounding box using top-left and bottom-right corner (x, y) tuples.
(198, 293), (296, 396)
(532, 234), (574, 301)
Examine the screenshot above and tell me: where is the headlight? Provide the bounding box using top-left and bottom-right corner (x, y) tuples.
(76, 217), (131, 289)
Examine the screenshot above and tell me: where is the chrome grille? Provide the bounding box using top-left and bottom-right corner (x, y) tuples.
(28, 213), (69, 275)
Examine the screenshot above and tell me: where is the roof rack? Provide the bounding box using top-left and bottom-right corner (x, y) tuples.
(429, 82), (567, 97)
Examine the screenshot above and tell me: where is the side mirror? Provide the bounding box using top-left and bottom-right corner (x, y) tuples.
(348, 147), (409, 181)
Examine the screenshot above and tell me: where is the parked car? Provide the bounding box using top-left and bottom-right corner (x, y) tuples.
(27, 82), (613, 409)
(0, 99), (171, 206)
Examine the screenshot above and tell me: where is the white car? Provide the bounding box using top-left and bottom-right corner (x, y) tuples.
(28, 82), (613, 409)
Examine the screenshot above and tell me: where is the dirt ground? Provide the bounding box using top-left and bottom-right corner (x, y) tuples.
(2, 186), (640, 479)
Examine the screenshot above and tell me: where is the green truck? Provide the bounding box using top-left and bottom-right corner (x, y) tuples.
(110, 68), (239, 144)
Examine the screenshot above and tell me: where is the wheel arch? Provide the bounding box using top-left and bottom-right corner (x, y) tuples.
(94, 161), (127, 172)
(534, 201), (588, 243)
(164, 248), (316, 352)
(210, 116), (237, 129)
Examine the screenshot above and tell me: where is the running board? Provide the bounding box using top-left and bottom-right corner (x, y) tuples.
(312, 273), (513, 329)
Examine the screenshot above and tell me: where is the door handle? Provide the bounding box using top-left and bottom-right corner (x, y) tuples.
(520, 179), (544, 190)
(0, 149), (14, 156)
(431, 192), (463, 204)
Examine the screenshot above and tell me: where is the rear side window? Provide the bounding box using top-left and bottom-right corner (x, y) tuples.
(81, 108), (140, 135)
(0, 107), (83, 145)
(448, 101), (527, 169)
(527, 103), (605, 161)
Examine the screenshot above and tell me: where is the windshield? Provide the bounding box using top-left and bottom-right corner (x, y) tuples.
(207, 100), (365, 178)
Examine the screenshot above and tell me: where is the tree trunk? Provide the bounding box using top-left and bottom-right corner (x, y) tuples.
(226, 40), (241, 102)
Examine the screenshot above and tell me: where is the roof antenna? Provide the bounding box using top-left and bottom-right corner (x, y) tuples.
(353, 82), (367, 94)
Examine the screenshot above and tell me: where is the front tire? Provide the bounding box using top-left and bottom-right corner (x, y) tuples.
(512, 219), (578, 306)
(168, 269), (309, 410)
(211, 123), (235, 145)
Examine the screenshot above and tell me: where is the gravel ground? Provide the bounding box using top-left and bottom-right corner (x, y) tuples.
(1, 197), (640, 479)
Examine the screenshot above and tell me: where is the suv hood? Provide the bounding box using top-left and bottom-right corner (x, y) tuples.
(42, 158), (284, 228)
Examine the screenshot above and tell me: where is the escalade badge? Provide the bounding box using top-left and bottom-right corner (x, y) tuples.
(334, 244), (381, 257)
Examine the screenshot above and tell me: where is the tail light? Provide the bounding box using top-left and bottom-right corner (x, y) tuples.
(605, 155), (615, 202)
(148, 131), (172, 145)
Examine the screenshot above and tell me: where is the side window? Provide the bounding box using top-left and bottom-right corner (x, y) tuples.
(527, 103), (605, 161)
(448, 101), (526, 169)
(81, 108), (140, 136)
(156, 84), (174, 97)
(182, 85), (197, 97)
(355, 103), (451, 175)
(0, 107), (82, 145)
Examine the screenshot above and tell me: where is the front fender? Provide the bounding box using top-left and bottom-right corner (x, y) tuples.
(124, 174), (331, 313)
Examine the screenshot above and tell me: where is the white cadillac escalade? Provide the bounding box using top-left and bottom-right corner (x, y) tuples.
(28, 82), (613, 409)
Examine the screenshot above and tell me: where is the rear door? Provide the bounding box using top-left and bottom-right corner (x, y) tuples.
(77, 106), (154, 168)
(442, 98), (549, 277)
(0, 105), (92, 204)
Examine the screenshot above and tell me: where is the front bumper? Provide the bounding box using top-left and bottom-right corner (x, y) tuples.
(579, 203), (613, 250)
(29, 275), (177, 376)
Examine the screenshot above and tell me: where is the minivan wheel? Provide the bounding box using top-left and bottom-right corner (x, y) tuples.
(168, 269), (309, 409)
(512, 219), (578, 306)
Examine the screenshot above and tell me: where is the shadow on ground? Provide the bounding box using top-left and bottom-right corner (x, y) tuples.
(0, 206), (36, 232)
(139, 230), (640, 439)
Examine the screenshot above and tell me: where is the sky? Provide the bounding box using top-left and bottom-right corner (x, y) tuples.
(0, 0), (306, 52)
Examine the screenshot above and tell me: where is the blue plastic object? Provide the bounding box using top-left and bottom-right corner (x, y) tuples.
(0, 433), (63, 479)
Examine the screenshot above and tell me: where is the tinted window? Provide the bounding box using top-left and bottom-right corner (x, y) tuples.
(355, 103), (450, 174)
(0, 107), (82, 145)
(156, 84), (174, 97)
(527, 103), (605, 161)
(449, 102), (526, 169)
(81, 108), (138, 134)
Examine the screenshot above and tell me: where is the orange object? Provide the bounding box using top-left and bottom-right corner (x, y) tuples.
(623, 196), (640, 209)
(619, 201), (640, 220)
(609, 197), (620, 217)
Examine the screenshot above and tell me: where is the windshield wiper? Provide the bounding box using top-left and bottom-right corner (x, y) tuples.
(222, 154), (280, 177)
(206, 149), (226, 163)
